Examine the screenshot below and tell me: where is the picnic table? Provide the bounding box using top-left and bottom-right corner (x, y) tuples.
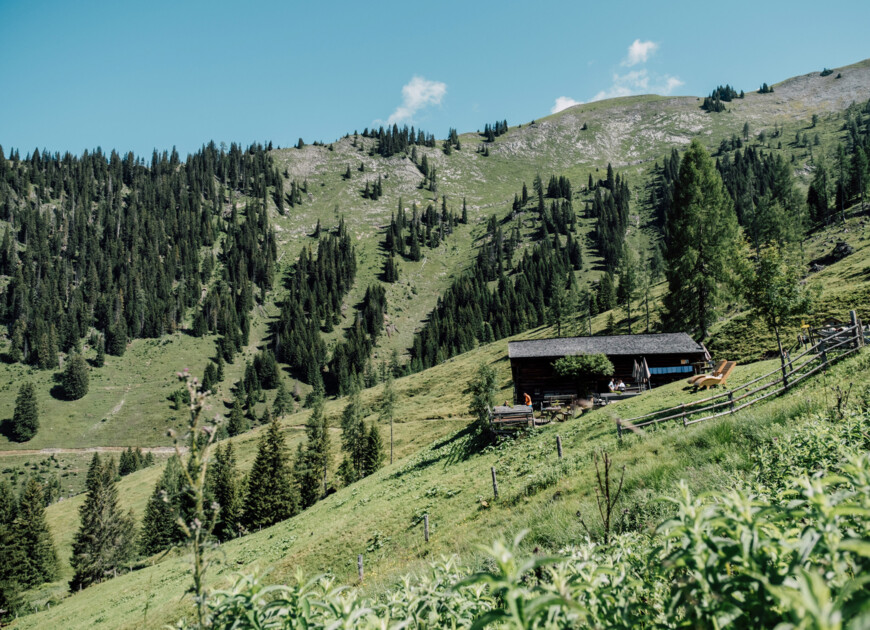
(541, 405), (577, 422)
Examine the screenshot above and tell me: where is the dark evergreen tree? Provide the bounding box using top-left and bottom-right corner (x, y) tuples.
(139, 455), (183, 556)
(13, 476), (58, 588)
(11, 382), (38, 442)
(296, 394), (330, 508)
(363, 423), (385, 477)
(272, 378), (293, 418)
(338, 377), (366, 485)
(94, 340), (105, 368)
(70, 454), (136, 590)
(206, 443), (241, 542)
(226, 396), (249, 437)
(242, 417), (297, 530)
(0, 480), (24, 618)
(663, 139), (740, 338)
(62, 353), (89, 400)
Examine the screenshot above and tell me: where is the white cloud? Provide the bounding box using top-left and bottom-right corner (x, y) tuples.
(386, 76), (447, 124)
(623, 39), (658, 66)
(591, 69), (683, 102)
(663, 76), (685, 94)
(551, 96), (583, 114)
(552, 39), (681, 112)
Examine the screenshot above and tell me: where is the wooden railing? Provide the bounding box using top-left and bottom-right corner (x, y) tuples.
(617, 313), (865, 439)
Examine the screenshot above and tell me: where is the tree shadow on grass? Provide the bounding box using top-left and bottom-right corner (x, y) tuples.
(0, 418), (30, 443)
(49, 384), (68, 401)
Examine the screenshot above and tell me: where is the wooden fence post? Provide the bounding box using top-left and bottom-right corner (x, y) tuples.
(681, 404), (687, 427)
(780, 351), (790, 390)
(423, 514), (429, 542)
(358, 554), (363, 582)
(728, 390), (734, 413)
(851, 310), (862, 348)
(616, 418), (623, 440)
(491, 467), (499, 499)
(556, 435), (563, 459)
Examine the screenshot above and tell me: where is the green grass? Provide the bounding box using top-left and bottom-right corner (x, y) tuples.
(13, 341), (869, 628)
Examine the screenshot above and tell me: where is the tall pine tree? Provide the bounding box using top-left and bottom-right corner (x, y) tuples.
(70, 454), (136, 590)
(662, 139), (740, 338)
(11, 382), (38, 442)
(206, 443), (241, 542)
(13, 477), (58, 588)
(296, 394), (330, 509)
(140, 455), (183, 556)
(242, 418), (297, 530)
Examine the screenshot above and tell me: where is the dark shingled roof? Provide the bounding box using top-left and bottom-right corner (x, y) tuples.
(508, 333), (705, 359)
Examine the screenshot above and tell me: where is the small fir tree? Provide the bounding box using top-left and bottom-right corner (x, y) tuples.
(242, 417), (298, 530)
(296, 393), (330, 508)
(11, 382), (39, 442)
(70, 454), (136, 590)
(379, 371), (396, 465)
(363, 423), (385, 476)
(13, 477), (58, 587)
(206, 443), (241, 542)
(226, 397), (249, 437)
(140, 455), (183, 556)
(62, 353), (89, 400)
(273, 379), (293, 418)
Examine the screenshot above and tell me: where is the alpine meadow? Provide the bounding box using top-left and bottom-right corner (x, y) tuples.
(2, 33), (870, 630)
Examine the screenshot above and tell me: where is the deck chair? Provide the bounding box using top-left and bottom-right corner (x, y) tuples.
(694, 361), (737, 390)
(687, 360), (726, 385)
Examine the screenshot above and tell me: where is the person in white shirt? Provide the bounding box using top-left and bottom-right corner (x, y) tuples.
(608, 378), (616, 392)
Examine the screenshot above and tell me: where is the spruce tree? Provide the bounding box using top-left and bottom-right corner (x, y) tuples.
(363, 423), (385, 476)
(13, 477), (58, 587)
(94, 341), (105, 368)
(11, 382), (38, 442)
(0, 480), (24, 619)
(62, 353), (89, 400)
(617, 250), (639, 334)
(140, 455), (183, 555)
(273, 379), (293, 418)
(339, 376), (366, 485)
(206, 443), (241, 541)
(226, 397), (249, 436)
(70, 454), (136, 590)
(662, 139), (740, 338)
(242, 417), (297, 530)
(379, 372), (396, 465)
(296, 393), (330, 509)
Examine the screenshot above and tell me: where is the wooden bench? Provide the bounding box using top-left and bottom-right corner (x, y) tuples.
(489, 405), (535, 431)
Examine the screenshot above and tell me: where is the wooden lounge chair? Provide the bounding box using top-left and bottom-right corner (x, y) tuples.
(688, 360), (726, 385)
(694, 361), (737, 390)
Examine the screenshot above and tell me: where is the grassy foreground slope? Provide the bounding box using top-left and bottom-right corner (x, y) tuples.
(13, 325), (870, 628)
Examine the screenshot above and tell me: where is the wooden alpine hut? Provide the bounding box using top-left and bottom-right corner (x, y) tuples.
(508, 333), (709, 405)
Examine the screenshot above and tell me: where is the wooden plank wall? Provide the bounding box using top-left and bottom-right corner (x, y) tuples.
(511, 352), (706, 404)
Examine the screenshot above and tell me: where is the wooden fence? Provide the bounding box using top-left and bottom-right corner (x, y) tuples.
(617, 311), (866, 439)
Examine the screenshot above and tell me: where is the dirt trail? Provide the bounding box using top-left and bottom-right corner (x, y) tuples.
(0, 446), (185, 457)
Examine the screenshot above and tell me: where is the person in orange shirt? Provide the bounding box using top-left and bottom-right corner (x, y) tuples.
(523, 392), (532, 407)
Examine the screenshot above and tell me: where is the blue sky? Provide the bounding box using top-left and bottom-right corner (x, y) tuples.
(1, 0), (868, 157)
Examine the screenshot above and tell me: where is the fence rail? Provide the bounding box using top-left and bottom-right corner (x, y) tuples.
(617, 312), (865, 439)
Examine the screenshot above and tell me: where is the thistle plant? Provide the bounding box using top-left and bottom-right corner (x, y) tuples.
(172, 369), (221, 628)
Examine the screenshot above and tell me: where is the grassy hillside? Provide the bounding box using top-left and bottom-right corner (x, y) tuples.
(12, 332), (869, 628)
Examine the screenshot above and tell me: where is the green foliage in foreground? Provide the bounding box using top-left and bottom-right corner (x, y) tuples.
(179, 407), (870, 629)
